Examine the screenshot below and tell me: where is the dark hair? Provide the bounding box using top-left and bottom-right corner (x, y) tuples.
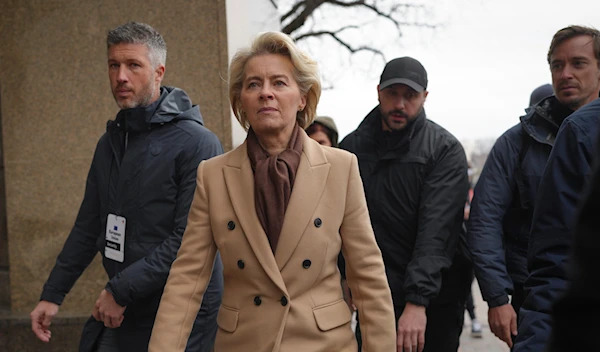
(107, 22), (167, 67)
(306, 123), (331, 142)
(548, 25), (600, 68)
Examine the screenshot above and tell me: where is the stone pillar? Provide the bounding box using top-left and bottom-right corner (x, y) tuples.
(0, 1), (230, 350)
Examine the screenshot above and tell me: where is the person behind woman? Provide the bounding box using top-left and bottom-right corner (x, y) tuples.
(306, 115), (339, 147)
(148, 31), (396, 352)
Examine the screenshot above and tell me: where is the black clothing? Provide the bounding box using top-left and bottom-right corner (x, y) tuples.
(41, 87), (224, 352)
(340, 106), (470, 307)
(355, 301), (464, 352)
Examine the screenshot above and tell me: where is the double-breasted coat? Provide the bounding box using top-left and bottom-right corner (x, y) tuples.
(148, 131), (396, 352)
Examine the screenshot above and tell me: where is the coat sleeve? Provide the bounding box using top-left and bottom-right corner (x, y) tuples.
(341, 154), (397, 350)
(403, 139), (469, 307)
(514, 121), (595, 352)
(40, 140), (104, 305)
(106, 132), (223, 306)
(149, 160), (219, 352)
(467, 131), (519, 307)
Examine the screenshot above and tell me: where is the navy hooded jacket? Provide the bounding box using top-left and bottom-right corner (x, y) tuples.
(514, 98), (600, 352)
(467, 96), (571, 308)
(40, 86), (224, 351)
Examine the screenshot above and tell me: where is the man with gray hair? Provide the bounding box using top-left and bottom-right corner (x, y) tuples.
(29, 22), (223, 351)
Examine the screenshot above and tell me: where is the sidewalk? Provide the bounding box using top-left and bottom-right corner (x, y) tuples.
(459, 280), (509, 352)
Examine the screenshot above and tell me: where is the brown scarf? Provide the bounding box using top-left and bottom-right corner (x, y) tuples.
(247, 123), (303, 253)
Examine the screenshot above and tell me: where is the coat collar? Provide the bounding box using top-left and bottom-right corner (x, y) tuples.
(223, 130), (330, 293)
(521, 95), (573, 146)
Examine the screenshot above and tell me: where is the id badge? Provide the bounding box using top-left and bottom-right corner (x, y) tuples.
(105, 214), (126, 262)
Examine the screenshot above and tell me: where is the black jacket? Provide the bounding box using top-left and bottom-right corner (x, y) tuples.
(40, 87), (224, 352)
(515, 98), (600, 352)
(340, 107), (469, 309)
(467, 96), (571, 308)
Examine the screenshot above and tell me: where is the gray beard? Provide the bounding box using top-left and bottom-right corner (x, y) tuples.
(115, 84), (156, 109)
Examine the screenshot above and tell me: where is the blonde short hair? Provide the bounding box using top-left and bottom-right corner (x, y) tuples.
(229, 31), (321, 131)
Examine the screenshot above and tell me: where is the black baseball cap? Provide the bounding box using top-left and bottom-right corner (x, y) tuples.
(379, 57), (428, 92)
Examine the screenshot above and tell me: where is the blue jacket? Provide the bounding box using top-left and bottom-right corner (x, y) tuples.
(467, 96), (569, 307)
(514, 98), (600, 352)
(548, 106), (600, 352)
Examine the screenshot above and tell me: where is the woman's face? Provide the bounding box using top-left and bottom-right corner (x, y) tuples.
(241, 54), (306, 136)
(307, 124), (332, 146)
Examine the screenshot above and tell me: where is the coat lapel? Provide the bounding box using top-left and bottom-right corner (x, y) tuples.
(223, 142), (287, 295)
(275, 132), (331, 270)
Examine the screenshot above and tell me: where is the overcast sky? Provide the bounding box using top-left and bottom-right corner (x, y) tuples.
(227, 0), (600, 146)
(311, 0), (600, 142)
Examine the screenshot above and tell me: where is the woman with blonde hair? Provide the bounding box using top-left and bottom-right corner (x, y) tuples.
(148, 31), (395, 352)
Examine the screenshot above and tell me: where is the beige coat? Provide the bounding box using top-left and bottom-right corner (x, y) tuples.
(148, 131), (396, 352)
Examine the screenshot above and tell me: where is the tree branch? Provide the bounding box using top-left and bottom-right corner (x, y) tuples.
(293, 25), (358, 41)
(322, 0), (435, 31)
(269, 0), (278, 9)
(276, 0), (440, 85)
(281, 1), (307, 25)
(293, 28), (385, 61)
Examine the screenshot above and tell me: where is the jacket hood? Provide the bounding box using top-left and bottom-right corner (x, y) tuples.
(311, 116), (340, 147)
(529, 84), (554, 107)
(521, 95), (572, 145)
(114, 86), (204, 132)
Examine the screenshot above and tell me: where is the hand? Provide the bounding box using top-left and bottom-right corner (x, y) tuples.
(397, 302), (426, 352)
(341, 279), (356, 311)
(92, 289), (126, 328)
(30, 300), (60, 342)
(488, 303), (517, 348)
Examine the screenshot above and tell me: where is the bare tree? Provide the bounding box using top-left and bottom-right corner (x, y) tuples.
(269, 0), (441, 63)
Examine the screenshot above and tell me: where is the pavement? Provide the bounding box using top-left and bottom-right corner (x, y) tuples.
(459, 280), (510, 352)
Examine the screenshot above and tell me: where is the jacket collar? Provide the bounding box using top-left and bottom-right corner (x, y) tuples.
(355, 105), (426, 153)
(113, 89), (167, 132)
(521, 96), (573, 145)
(109, 86), (203, 133)
(223, 130), (330, 294)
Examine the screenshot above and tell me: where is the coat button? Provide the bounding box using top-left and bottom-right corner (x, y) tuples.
(302, 259), (311, 269)
(227, 221), (235, 230)
(280, 296), (288, 306)
(237, 260), (245, 269)
(314, 218), (322, 227)
(254, 296), (262, 306)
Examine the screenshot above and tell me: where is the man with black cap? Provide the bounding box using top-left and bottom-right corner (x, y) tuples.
(467, 25), (600, 350)
(340, 57), (470, 352)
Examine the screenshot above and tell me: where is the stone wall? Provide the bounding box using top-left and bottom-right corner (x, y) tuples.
(0, 1), (230, 350)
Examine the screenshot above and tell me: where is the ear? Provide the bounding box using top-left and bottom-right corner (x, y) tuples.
(155, 64), (165, 84)
(423, 90), (429, 100)
(299, 93), (307, 111)
(377, 84), (382, 103)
